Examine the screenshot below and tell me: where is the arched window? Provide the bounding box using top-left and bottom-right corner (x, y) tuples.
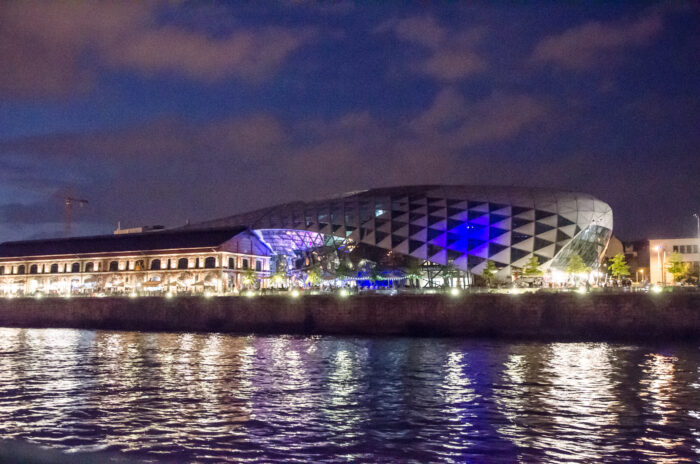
(177, 258), (189, 269)
(0, 266), (4, 275)
(50, 263), (59, 274)
(29, 264), (38, 274)
(85, 262), (94, 272)
(17, 265), (26, 275)
(150, 259), (161, 270)
(109, 261), (118, 272)
(135, 260), (145, 271)
(228, 257), (234, 269)
(255, 260), (262, 272)
(204, 257), (216, 269)
(242, 259), (249, 269)
(71, 262), (80, 273)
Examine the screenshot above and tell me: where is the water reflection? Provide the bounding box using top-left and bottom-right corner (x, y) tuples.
(0, 329), (698, 463)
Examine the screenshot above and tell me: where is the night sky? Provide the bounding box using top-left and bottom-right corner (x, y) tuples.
(0, 2), (698, 242)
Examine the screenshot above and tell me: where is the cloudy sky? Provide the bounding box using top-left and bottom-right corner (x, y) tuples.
(0, 1), (698, 242)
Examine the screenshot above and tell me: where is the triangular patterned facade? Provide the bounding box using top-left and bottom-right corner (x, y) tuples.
(194, 185), (613, 276)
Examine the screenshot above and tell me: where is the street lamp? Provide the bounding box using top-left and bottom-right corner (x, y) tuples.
(637, 268), (644, 283)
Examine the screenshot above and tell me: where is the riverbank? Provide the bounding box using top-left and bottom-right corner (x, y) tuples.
(0, 292), (698, 340)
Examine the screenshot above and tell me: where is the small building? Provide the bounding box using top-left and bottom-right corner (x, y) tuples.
(649, 237), (700, 285)
(0, 227), (271, 296)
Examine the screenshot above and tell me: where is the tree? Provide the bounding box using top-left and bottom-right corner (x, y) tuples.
(403, 258), (423, 288)
(482, 260), (498, 287)
(241, 267), (257, 289)
(609, 253), (630, 280)
(566, 254), (589, 277)
(334, 258), (353, 281)
(305, 263), (322, 287)
(368, 265), (383, 283)
(270, 269), (286, 288)
(666, 251), (688, 283)
(522, 256), (543, 277)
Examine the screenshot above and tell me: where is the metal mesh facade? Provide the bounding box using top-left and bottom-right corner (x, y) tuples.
(193, 185), (613, 276)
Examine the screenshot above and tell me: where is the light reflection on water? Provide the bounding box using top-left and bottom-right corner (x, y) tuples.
(0, 329), (699, 463)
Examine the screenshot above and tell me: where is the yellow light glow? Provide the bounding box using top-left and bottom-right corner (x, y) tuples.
(450, 287), (460, 297)
(291, 290), (300, 298)
(130, 292), (137, 298)
(339, 288), (349, 298)
(576, 286), (587, 294)
(246, 290), (255, 298)
(204, 291), (213, 298)
(166, 292), (174, 299)
(652, 285), (662, 294)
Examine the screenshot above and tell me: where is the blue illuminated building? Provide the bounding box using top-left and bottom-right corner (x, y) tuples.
(191, 185), (613, 278)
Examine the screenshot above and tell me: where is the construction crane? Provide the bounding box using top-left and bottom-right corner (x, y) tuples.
(64, 197), (88, 237)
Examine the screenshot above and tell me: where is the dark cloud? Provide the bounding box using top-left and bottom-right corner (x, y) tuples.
(376, 16), (487, 81)
(531, 12), (663, 70)
(410, 88), (551, 148)
(0, 2), (698, 242)
(0, 1), (315, 98)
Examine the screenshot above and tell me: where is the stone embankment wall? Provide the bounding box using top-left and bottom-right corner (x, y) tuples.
(0, 293), (699, 340)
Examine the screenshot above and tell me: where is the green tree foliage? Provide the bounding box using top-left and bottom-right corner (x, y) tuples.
(305, 263), (322, 286)
(269, 256), (288, 287)
(666, 251), (688, 283)
(566, 254), (589, 276)
(522, 256), (543, 277)
(241, 267), (257, 289)
(609, 253), (630, 279)
(403, 258), (423, 287)
(368, 265), (383, 283)
(334, 259), (353, 280)
(482, 260), (498, 287)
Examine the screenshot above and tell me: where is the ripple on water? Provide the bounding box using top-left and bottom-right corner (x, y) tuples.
(0, 330), (699, 462)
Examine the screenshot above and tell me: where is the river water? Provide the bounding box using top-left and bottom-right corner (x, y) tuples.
(0, 329), (698, 463)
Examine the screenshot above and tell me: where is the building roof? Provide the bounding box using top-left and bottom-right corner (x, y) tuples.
(0, 227), (248, 259)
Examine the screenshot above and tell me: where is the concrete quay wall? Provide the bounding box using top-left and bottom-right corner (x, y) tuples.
(0, 293), (699, 340)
